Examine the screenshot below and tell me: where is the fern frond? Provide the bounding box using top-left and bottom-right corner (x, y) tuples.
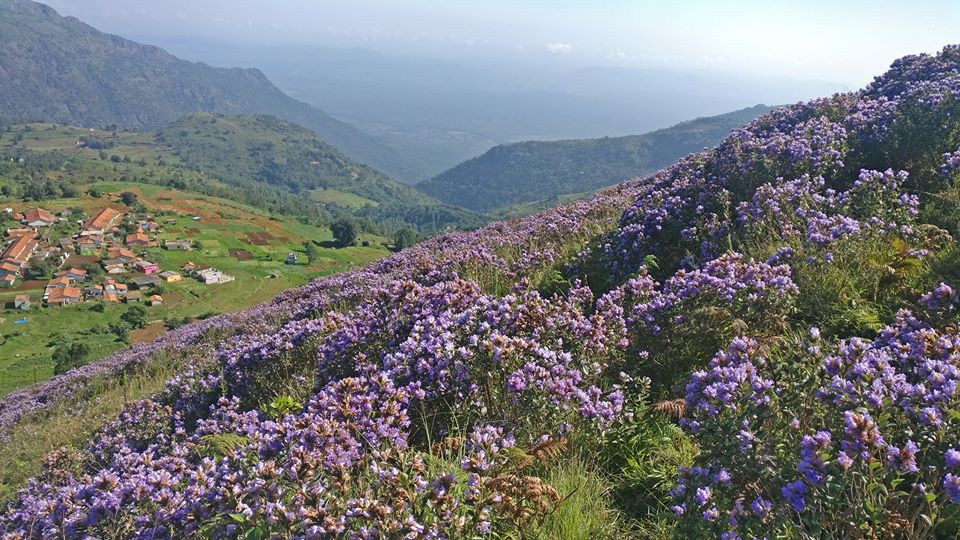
(652, 399), (685, 418)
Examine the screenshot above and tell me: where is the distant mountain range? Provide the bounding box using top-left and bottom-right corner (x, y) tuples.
(417, 105), (774, 212)
(0, 0), (423, 181)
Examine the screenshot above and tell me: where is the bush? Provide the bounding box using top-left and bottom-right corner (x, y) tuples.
(330, 218), (359, 247)
(52, 342), (90, 375)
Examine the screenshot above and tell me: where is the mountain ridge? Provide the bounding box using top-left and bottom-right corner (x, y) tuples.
(417, 104), (774, 212)
(0, 0), (420, 180)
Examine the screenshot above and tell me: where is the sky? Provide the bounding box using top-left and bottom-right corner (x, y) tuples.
(43, 0), (960, 88)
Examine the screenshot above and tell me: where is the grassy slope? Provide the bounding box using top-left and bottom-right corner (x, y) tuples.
(0, 181), (389, 397)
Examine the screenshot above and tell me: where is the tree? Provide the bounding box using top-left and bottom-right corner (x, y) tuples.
(393, 227), (418, 251)
(305, 242), (319, 263)
(88, 188), (102, 198)
(26, 257), (52, 279)
(109, 322), (129, 343)
(121, 305), (147, 329)
(120, 191), (138, 206)
(330, 219), (359, 247)
(52, 342), (90, 375)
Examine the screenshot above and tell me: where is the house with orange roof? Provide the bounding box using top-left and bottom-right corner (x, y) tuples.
(56, 268), (88, 281)
(80, 207), (121, 236)
(106, 246), (136, 262)
(23, 208), (55, 228)
(45, 286), (81, 306)
(5, 228), (35, 238)
(76, 235), (104, 255)
(47, 276), (71, 289)
(0, 234), (38, 287)
(1, 234), (38, 265)
(149, 294), (163, 306)
(126, 232), (152, 247)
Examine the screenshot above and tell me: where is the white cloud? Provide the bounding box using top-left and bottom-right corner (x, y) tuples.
(546, 42), (572, 54)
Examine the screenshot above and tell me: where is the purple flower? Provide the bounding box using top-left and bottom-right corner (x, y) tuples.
(782, 480), (808, 512)
(946, 448), (960, 469)
(751, 496), (772, 517)
(945, 474), (960, 504)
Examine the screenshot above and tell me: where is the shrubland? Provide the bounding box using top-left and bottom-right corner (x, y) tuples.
(3, 46), (960, 539)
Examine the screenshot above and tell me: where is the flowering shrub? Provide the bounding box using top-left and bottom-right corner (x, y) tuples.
(5, 45), (960, 539)
(673, 306), (960, 538)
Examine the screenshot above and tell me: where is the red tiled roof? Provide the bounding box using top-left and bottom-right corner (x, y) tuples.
(62, 286), (81, 299)
(24, 208), (54, 223)
(0, 235), (37, 264)
(108, 247), (135, 259)
(48, 276), (71, 287)
(83, 207), (121, 231)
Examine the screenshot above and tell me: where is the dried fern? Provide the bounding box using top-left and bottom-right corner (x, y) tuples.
(652, 399), (686, 418)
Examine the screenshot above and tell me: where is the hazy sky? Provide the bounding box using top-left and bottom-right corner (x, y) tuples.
(44, 0), (960, 87)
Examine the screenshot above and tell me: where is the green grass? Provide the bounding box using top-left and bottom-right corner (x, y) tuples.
(531, 456), (627, 539)
(0, 302), (130, 395)
(310, 188), (379, 209)
(0, 354), (180, 502)
(0, 181), (391, 398)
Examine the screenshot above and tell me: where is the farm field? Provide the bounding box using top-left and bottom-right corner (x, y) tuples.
(0, 182), (389, 397)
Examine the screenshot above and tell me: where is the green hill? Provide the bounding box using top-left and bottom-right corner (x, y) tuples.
(0, 0), (421, 181)
(157, 113), (482, 233)
(418, 104), (773, 212)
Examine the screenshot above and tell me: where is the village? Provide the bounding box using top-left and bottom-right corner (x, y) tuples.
(0, 205), (235, 310)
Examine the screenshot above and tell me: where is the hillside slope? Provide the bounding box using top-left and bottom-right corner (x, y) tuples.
(157, 113), (482, 233)
(418, 104), (773, 212)
(0, 0), (420, 180)
(3, 46), (960, 539)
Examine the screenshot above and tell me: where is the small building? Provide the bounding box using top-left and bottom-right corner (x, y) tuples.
(131, 275), (162, 290)
(76, 235), (104, 255)
(148, 294), (163, 306)
(181, 261), (198, 273)
(55, 268), (88, 282)
(106, 247), (137, 262)
(14, 295), (30, 310)
(126, 232), (151, 247)
(81, 207), (122, 236)
(58, 237), (76, 253)
(196, 268), (235, 285)
(85, 284), (103, 298)
(6, 228), (35, 238)
(159, 270), (181, 282)
(47, 276), (71, 289)
(133, 260), (159, 274)
(23, 208), (55, 228)
(165, 239), (193, 252)
(46, 286), (81, 306)
(286, 253), (297, 265)
(125, 291), (143, 303)
(103, 263), (124, 274)
(103, 293), (120, 303)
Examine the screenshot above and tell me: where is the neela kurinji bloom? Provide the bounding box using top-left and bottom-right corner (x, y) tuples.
(6, 44), (960, 539)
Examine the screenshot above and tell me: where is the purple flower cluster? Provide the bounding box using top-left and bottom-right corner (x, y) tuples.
(5, 43), (960, 539)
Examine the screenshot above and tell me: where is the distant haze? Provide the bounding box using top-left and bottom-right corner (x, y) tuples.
(43, 0), (958, 86)
(38, 1), (960, 179)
